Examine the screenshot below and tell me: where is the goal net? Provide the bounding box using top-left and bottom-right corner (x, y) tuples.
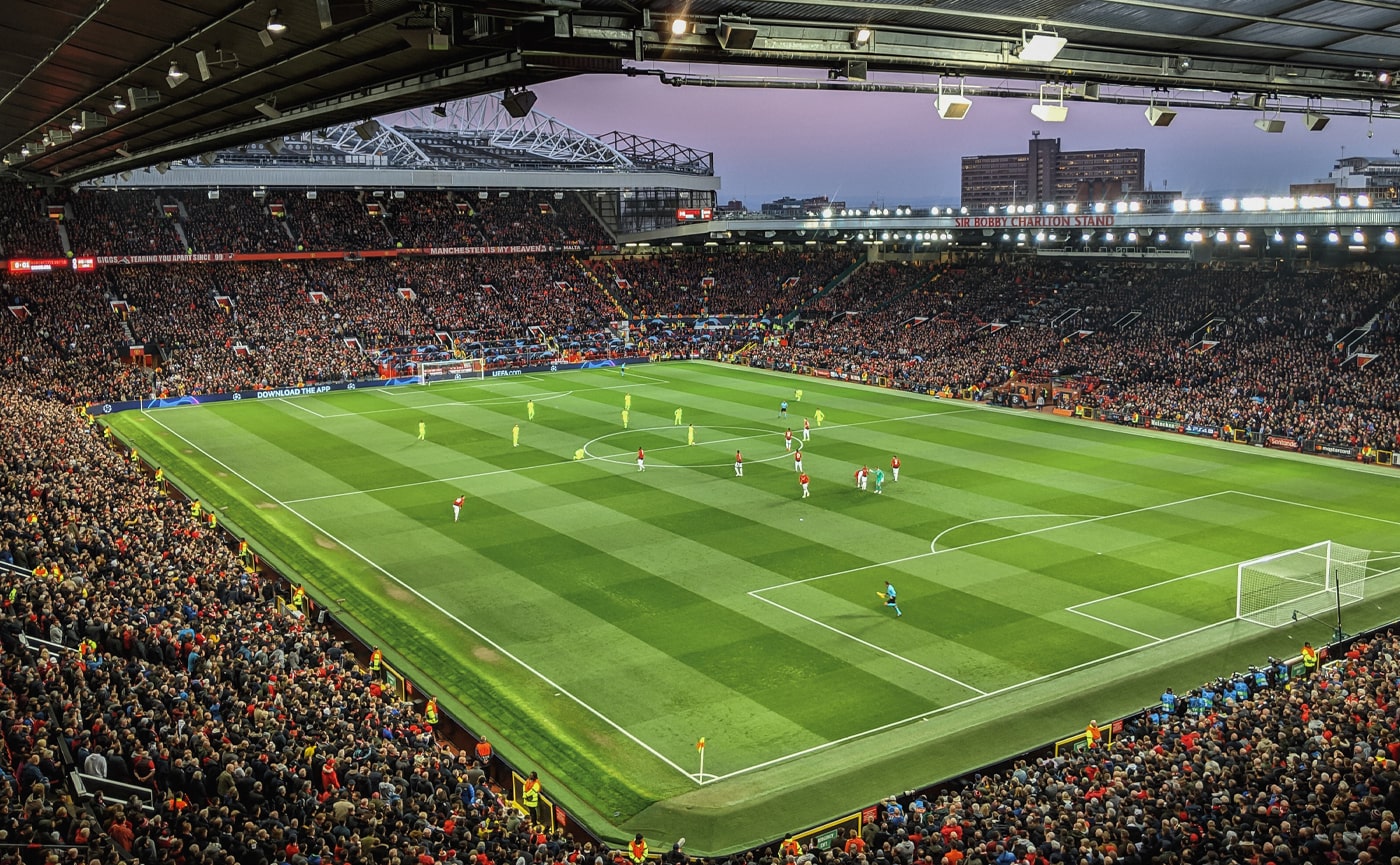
(1236, 540), (1374, 628)
(415, 357), (484, 384)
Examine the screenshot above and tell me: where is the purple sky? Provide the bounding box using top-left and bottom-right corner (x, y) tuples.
(532, 67), (1382, 209)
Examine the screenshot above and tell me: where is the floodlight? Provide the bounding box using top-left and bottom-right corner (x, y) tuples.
(717, 20), (759, 51)
(165, 61), (188, 88)
(1030, 83), (1067, 122)
(110, 94), (127, 113)
(501, 88), (537, 118)
(1304, 111), (1330, 131)
(69, 118), (82, 133)
(264, 138), (284, 155)
(851, 27), (873, 48)
(353, 120), (380, 140)
(670, 17), (688, 36)
(1253, 116), (1285, 133)
(255, 100), (282, 119)
(1018, 28), (1066, 62)
(1144, 98), (1176, 127)
(935, 79), (971, 120)
(1174, 56), (1192, 74)
(115, 147), (131, 157)
(431, 105), (448, 118)
(266, 8), (286, 32)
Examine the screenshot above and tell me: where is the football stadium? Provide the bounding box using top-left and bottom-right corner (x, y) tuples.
(4, 2), (1400, 865)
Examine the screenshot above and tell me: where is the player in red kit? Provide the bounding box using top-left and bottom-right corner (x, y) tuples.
(799, 472), (810, 498)
(794, 449), (803, 473)
(637, 447), (645, 472)
(784, 428), (793, 451)
(452, 495), (465, 522)
(802, 417), (811, 442)
(734, 450), (744, 477)
(891, 455), (900, 482)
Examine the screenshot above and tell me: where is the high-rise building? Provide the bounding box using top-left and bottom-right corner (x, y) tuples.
(961, 136), (1145, 210)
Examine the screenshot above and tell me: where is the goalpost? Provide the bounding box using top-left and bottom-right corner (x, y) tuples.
(1236, 540), (1383, 629)
(414, 356), (485, 385)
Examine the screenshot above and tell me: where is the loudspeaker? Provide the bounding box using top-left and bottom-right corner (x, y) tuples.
(502, 89), (537, 118)
(1253, 117), (1285, 133)
(844, 60), (867, 81)
(1304, 112), (1330, 131)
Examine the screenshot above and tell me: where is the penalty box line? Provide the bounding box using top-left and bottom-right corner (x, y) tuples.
(751, 490), (1233, 594)
(136, 407), (702, 785)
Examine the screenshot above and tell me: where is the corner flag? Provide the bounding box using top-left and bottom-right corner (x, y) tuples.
(696, 737), (705, 751)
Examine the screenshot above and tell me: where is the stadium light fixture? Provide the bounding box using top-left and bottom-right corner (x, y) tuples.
(1144, 93), (1176, 127)
(1030, 83), (1067, 122)
(266, 8), (286, 32)
(670, 17), (688, 36)
(1253, 113), (1285, 133)
(501, 88), (537, 118)
(69, 117), (82, 133)
(1385, 229), (1396, 244)
(353, 120), (380, 140)
(431, 105), (448, 118)
(110, 93), (127, 113)
(255, 99), (282, 119)
(935, 78), (972, 120)
(851, 27), (873, 48)
(1304, 111), (1330, 131)
(165, 61), (188, 88)
(1017, 27), (1066, 63)
(716, 19), (759, 51)
(1174, 56), (1192, 74)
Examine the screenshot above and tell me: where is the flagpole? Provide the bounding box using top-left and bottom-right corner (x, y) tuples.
(696, 737), (705, 780)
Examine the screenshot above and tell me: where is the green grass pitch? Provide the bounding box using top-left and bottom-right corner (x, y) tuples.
(107, 361), (1400, 851)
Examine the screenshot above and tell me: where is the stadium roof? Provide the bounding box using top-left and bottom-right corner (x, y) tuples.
(7, 0), (1400, 185)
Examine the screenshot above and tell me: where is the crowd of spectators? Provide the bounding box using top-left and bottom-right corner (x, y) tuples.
(384, 192), (613, 250)
(592, 250), (857, 319)
(0, 184), (63, 258)
(753, 259), (1400, 451)
(169, 193), (297, 255)
(66, 192), (186, 258)
(288, 192), (397, 253)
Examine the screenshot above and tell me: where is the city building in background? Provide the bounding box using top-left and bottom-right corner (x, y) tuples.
(961, 134), (1145, 210)
(1291, 155), (1400, 202)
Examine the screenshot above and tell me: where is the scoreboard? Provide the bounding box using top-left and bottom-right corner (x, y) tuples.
(7, 257), (96, 273)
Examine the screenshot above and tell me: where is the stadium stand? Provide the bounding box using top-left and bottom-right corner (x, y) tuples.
(0, 184), (63, 258)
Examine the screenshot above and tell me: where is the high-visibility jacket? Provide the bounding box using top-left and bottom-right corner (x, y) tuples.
(521, 778), (540, 808)
(291, 586), (305, 608)
(369, 649), (383, 671)
(628, 839), (648, 863)
(1302, 644), (1319, 669)
(424, 698), (438, 725)
(190, 500), (202, 518)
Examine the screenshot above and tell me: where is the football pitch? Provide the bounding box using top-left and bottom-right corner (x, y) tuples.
(107, 361), (1400, 850)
